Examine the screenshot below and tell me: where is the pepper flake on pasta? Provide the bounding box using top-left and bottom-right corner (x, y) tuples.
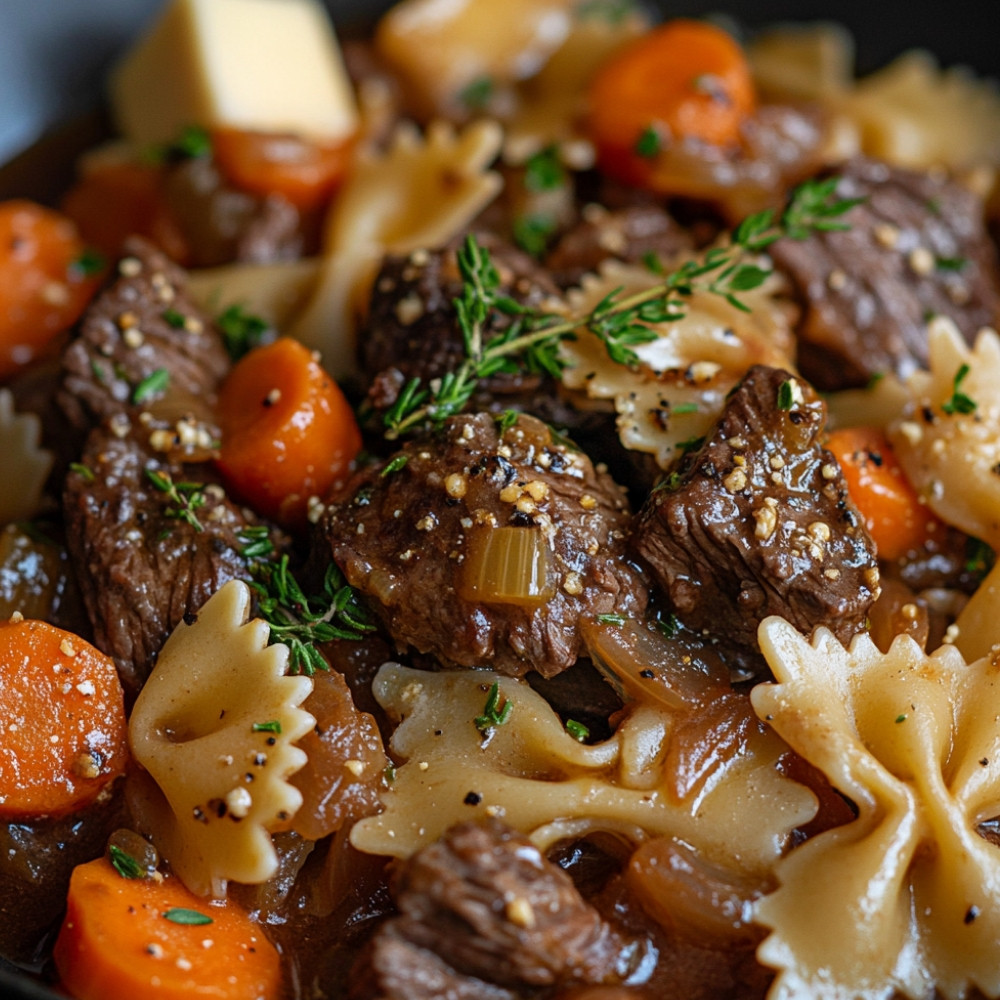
(128, 579), (314, 898)
(752, 617), (1000, 1000)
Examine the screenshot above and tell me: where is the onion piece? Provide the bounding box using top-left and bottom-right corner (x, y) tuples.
(459, 526), (555, 607)
(581, 616), (729, 712)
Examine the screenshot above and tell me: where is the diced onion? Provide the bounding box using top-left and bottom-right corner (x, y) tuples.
(581, 616), (728, 712)
(459, 526), (554, 607)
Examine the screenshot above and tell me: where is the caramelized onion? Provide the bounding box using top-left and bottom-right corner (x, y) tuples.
(0, 523), (65, 621)
(581, 616), (728, 712)
(626, 837), (770, 946)
(459, 525), (555, 607)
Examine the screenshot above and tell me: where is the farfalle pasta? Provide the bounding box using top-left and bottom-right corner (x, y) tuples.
(751, 617), (1000, 1000)
(0, 389), (52, 526)
(128, 580), (314, 898)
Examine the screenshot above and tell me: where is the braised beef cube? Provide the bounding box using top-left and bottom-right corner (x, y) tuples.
(360, 236), (592, 430)
(634, 366), (879, 671)
(63, 427), (256, 695)
(323, 412), (646, 678)
(771, 157), (1000, 390)
(59, 238), (228, 454)
(544, 205), (694, 288)
(351, 819), (638, 999)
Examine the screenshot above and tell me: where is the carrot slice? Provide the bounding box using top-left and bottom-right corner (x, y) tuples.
(61, 163), (190, 265)
(211, 128), (354, 211)
(0, 617), (127, 819)
(587, 19), (756, 191)
(215, 338), (361, 530)
(53, 856), (282, 1000)
(826, 426), (942, 561)
(0, 200), (104, 378)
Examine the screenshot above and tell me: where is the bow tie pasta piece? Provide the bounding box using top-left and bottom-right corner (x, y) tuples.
(888, 318), (1000, 660)
(557, 259), (796, 468)
(751, 617), (1000, 1000)
(0, 389), (53, 525)
(290, 119), (503, 377)
(350, 662), (814, 877)
(129, 579), (314, 898)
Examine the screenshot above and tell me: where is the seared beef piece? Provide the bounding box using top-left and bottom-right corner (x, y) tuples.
(351, 819), (640, 1000)
(770, 157), (1000, 390)
(634, 366), (879, 672)
(59, 238), (229, 449)
(323, 412), (646, 678)
(163, 157), (309, 268)
(63, 427), (255, 695)
(544, 204), (695, 288)
(360, 236), (594, 430)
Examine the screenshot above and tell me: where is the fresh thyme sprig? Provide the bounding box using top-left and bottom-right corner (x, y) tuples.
(239, 527), (374, 676)
(383, 176), (861, 439)
(145, 469), (206, 532)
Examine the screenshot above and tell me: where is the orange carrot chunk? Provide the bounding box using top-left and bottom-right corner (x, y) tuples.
(211, 128), (354, 211)
(53, 856), (282, 1000)
(62, 163), (190, 265)
(0, 618), (127, 819)
(0, 200), (104, 378)
(826, 426), (942, 561)
(215, 337), (361, 530)
(587, 19), (756, 191)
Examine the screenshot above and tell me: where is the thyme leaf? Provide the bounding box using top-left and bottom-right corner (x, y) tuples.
(145, 469), (206, 532)
(474, 681), (513, 735)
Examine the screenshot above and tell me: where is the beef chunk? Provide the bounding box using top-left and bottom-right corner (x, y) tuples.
(544, 205), (695, 288)
(351, 819), (640, 1000)
(63, 427), (255, 695)
(360, 237), (594, 430)
(634, 366), (879, 672)
(770, 157), (1000, 390)
(323, 412), (646, 678)
(59, 238), (229, 450)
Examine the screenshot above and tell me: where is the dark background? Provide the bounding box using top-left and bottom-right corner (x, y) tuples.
(1, 0), (997, 996)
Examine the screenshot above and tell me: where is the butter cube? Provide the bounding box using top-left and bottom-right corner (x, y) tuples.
(110, 0), (358, 146)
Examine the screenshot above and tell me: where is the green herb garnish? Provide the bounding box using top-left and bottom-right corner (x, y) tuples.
(657, 612), (681, 639)
(895, 714), (908, 724)
(381, 454), (409, 477)
(161, 308), (186, 329)
(634, 124), (663, 159)
(71, 248), (105, 278)
(596, 613), (626, 626)
(565, 719), (590, 742)
(777, 379), (797, 410)
(162, 907), (213, 926)
(523, 146), (566, 193)
(459, 76), (494, 111)
(237, 525), (275, 561)
(217, 304), (269, 362)
(382, 178), (860, 440)
(936, 256), (968, 272)
(941, 363), (977, 415)
(248, 557), (374, 676)
(145, 469), (206, 532)
(474, 682), (513, 735)
(576, 0), (637, 22)
(132, 368), (170, 405)
(70, 462), (95, 483)
(252, 720), (282, 734)
(109, 845), (145, 880)
(513, 213), (558, 258)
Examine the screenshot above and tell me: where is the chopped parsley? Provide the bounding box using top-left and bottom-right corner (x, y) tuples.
(161, 308), (187, 329)
(941, 363), (977, 415)
(459, 76), (494, 111)
(777, 379), (797, 410)
(109, 845), (146, 880)
(895, 714), (908, 724)
(252, 720), (282, 735)
(70, 247), (106, 278)
(523, 146), (566, 193)
(69, 462), (95, 483)
(657, 612), (681, 639)
(217, 304), (270, 362)
(935, 255), (968, 272)
(132, 368), (170, 405)
(671, 402), (699, 416)
(513, 213), (558, 257)
(381, 454), (409, 477)
(474, 682), (513, 735)
(565, 719), (590, 742)
(634, 124), (663, 159)
(162, 907), (213, 926)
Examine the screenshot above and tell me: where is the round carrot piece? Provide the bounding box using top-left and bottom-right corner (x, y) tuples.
(212, 128), (354, 211)
(0, 618), (127, 819)
(215, 337), (361, 530)
(53, 856), (282, 1000)
(826, 426), (942, 561)
(587, 19), (756, 190)
(0, 200), (104, 378)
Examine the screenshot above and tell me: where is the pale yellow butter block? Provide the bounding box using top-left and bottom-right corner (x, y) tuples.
(110, 0), (358, 146)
